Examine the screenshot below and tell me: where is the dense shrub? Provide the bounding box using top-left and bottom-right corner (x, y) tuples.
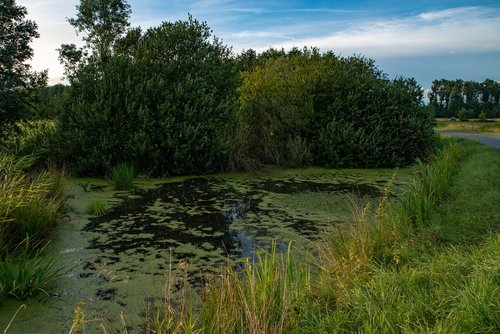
(56, 16), (238, 176)
(0, 120), (57, 158)
(235, 51), (436, 168)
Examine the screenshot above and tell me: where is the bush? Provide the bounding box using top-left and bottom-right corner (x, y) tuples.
(478, 111), (487, 122)
(235, 51), (436, 168)
(0, 120), (57, 158)
(56, 16), (238, 177)
(458, 108), (473, 122)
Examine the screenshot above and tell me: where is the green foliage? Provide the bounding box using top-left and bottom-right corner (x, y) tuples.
(235, 52), (315, 167)
(32, 84), (68, 119)
(110, 163), (135, 190)
(56, 15), (238, 176)
(0, 241), (64, 300)
(235, 50), (436, 168)
(0, 120), (57, 157)
(85, 200), (106, 216)
(0, 0), (47, 130)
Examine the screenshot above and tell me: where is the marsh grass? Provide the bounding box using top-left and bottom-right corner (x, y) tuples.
(0, 153), (66, 302)
(11, 198), (60, 240)
(141, 255), (199, 334)
(200, 242), (310, 334)
(85, 200), (107, 216)
(404, 142), (462, 227)
(110, 163), (136, 190)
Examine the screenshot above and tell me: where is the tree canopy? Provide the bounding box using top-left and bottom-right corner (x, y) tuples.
(0, 0), (46, 129)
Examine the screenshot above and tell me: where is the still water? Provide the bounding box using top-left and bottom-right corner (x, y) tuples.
(0, 167), (409, 333)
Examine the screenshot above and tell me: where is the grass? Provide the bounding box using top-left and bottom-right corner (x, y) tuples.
(436, 118), (500, 135)
(200, 242), (309, 334)
(0, 152), (65, 301)
(110, 163), (136, 190)
(303, 138), (500, 333)
(85, 200), (107, 216)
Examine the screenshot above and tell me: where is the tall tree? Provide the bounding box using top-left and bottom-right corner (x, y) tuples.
(0, 0), (46, 129)
(59, 0), (131, 79)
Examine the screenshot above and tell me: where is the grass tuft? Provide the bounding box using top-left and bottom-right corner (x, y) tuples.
(0, 240), (65, 300)
(110, 163), (136, 190)
(85, 200), (107, 216)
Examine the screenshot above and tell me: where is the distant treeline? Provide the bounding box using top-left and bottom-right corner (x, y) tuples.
(429, 79), (500, 119)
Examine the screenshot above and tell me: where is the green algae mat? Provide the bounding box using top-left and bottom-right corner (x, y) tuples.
(0, 167), (411, 333)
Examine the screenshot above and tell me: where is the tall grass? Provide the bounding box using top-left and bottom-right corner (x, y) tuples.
(200, 242), (309, 334)
(404, 142), (462, 227)
(308, 139), (499, 332)
(141, 255), (198, 334)
(141, 242), (310, 334)
(110, 163), (136, 190)
(0, 152), (65, 300)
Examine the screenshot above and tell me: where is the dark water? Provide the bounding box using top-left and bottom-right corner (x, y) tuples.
(0, 168), (409, 333)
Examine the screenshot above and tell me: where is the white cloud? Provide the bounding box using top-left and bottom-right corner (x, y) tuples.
(229, 6), (500, 57)
(19, 0), (81, 84)
(417, 6), (480, 21)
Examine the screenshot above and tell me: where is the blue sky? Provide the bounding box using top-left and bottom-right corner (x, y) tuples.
(21, 0), (500, 90)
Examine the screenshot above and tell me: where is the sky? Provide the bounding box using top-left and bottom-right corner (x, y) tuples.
(18, 0), (500, 90)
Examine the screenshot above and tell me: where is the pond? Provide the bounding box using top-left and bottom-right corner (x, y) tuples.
(0, 167), (410, 333)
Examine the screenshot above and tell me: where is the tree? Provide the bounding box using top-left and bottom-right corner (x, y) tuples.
(59, 0), (131, 79)
(0, 0), (46, 129)
(56, 15), (239, 176)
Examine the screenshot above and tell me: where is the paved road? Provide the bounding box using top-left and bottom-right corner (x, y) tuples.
(439, 130), (500, 150)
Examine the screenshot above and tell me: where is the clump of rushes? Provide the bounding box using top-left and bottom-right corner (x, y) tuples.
(85, 200), (106, 216)
(110, 163), (136, 190)
(1, 154), (64, 245)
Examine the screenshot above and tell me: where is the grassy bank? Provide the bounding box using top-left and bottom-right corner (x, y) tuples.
(298, 138), (499, 333)
(436, 118), (500, 135)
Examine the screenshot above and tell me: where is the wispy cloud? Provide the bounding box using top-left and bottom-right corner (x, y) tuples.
(232, 6), (500, 57)
(417, 6), (481, 21)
